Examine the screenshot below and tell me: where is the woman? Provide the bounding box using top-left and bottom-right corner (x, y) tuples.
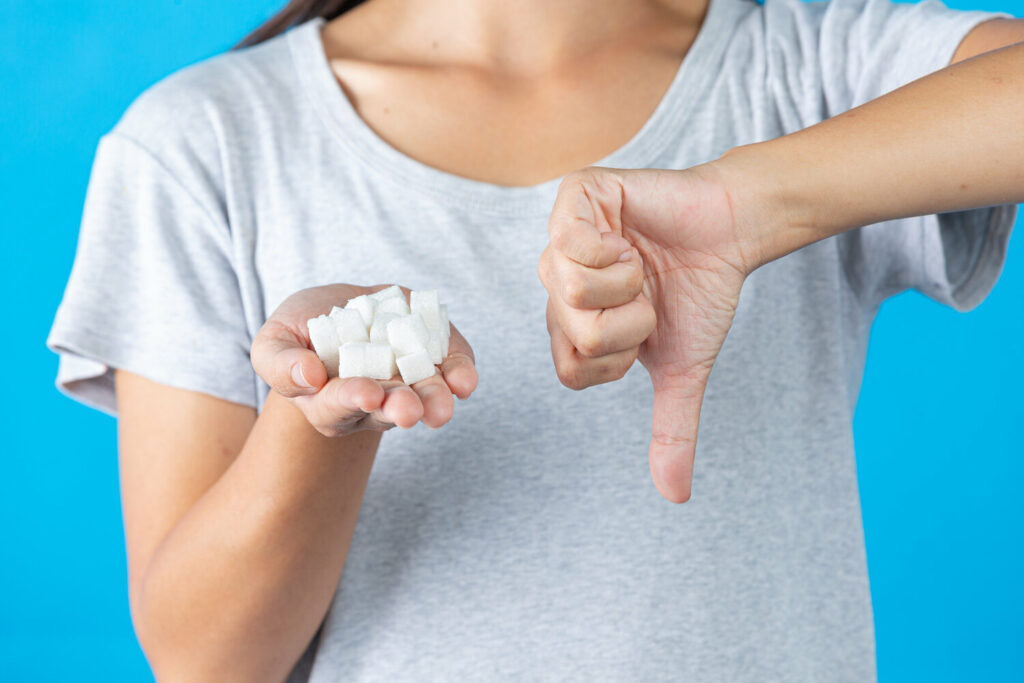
(48, 0), (1022, 679)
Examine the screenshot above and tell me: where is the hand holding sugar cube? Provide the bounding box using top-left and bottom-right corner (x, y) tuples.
(306, 286), (452, 385)
(250, 283), (476, 435)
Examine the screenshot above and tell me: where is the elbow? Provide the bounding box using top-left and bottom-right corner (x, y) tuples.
(129, 576), (184, 682)
(129, 575), (219, 683)
(129, 574), (288, 683)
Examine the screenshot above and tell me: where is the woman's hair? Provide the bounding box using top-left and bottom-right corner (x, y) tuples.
(238, 0), (367, 47)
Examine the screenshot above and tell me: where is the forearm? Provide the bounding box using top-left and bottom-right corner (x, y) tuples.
(716, 41), (1024, 267)
(135, 391), (379, 682)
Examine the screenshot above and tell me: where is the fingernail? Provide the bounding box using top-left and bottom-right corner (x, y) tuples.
(618, 249), (633, 262)
(291, 363), (313, 388)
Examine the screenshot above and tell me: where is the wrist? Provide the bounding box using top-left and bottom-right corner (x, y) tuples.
(705, 142), (807, 271)
(256, 389), (381, 484)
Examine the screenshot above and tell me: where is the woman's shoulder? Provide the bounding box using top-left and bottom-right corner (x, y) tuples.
(110, 25), (305, 160)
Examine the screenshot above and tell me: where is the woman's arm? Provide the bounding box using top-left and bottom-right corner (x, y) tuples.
(539, 24), (1023, 502)
(120, 284), (478, 680)
(118, 372), (378, 682)
(721, 27), (1024, 267)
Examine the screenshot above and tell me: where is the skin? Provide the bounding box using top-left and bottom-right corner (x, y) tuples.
(114, 0), (1024, 677)
(540, 31), (1024, 503)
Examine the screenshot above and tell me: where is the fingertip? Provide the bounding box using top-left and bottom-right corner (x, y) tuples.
(417, 380), (454, 429)
(648, 442), (694, 504)
(443, 361), (478, 400)
(383, 386), (423, 429)
(274, 350), (326, 397)
(298, 356), (328, 390)
(343, 377), (385, 413)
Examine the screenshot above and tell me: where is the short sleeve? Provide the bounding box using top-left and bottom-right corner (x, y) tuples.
(782, 0), (1018, 311)
(47, 132), (258, 415)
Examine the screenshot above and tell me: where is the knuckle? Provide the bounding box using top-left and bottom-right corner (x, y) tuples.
(555, 361), (587, 391)
(537, 251), (554, 289)
(549, 224), (573, 255)
(609, 351), (638, 382)
(558, 169), (587, 192)
(574, 327), (606, 359)
(561, 275), (590, 309)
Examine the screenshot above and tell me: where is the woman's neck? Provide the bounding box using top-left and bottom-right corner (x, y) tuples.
(319, 0), (710, 185)
(333, 0), (707, 75)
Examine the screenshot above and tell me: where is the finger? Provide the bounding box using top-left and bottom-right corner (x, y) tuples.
(550, 328), (639, 390)
(409, 374), (455, 429)
(328, 376), (387, 415)
(441, 324), (478, 400)
(380, 385), (424, 429)
(551, 295), (656, 358)
(251, 321), (328, 398)
(647, 368), (712, 504)
(548, 170), (633, 268)
(299, 376), (385, 432)
(543, 246), (644, 310)
(547, 300), (639, 389)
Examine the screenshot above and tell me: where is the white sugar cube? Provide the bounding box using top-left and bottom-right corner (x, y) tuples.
(387, 314), (429, 357)
(370, 285), (404, 302)
(319, 288), (450, 387)
(344, 295), (377, 328)
(410, 290), (441, 331)
(369, 312), (398, 343)
(396, 349), (435, 385)
(426, 332), (444, 365)
(364, 342), (397, 380)
(338, 341), (370, 378)
(307, 315), (341, 378)
(439, 304), (450, 339)
(378, 296), (410, 316)
(330, 307), (369, 343)
(438, 305), (450, 358)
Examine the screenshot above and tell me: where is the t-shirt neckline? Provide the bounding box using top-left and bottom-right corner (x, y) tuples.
(288, 0), (735, 219)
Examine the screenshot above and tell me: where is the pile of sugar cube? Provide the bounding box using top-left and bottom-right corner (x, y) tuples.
(306, 286), (450, 386)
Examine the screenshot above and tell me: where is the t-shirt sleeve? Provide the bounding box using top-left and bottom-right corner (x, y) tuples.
(769, 0), (1018, 311)
(46, 131), (258, 416)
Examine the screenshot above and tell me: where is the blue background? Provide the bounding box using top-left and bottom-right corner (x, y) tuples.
(1, 1), (1021, 680)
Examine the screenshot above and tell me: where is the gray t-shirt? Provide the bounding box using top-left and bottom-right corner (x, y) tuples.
(48, 0), (1016, 680)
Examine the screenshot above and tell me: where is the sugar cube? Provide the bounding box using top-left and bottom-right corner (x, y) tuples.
(396, 349), (435, 385)
(426, 332), (444, 365)
(338, 342), (369, 379)
(344, 295), (377, 328)
(439, 304), (450, 339)
(307, 314), (341, 378)
(370, 285), (404, 302)
(387, 314), (429, 357)
(330, 306), (369, 343)
(378, 296), (410, 316)
(410, 290), (441, 331)
(364, 342), (397, 380)
(369, 312), (398, 343)
(315, 288), (452, 387)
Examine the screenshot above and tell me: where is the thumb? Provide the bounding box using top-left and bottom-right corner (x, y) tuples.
(648, 369), (711, 503)
(251, 323), (329, 398)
